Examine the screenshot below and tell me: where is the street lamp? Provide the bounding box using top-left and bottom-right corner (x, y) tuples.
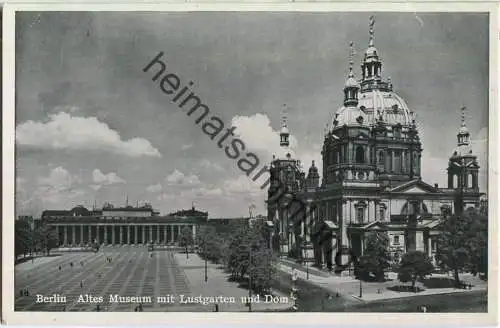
(302, 241), (309, 280)
(204, 243), (208, 283)
(248, 243), (258, 312)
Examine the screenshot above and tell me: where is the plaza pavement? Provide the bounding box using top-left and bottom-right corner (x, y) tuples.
(14, 246), (290, 312)
(277, 262), (488, 302)
(174, 253), (291, 312)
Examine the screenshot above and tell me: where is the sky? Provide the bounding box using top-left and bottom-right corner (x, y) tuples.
(14, 12), (489, 218)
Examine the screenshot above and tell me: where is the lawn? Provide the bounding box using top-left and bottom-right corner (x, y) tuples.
(267, 270), (487, 312)
(347, 290), (487, 312)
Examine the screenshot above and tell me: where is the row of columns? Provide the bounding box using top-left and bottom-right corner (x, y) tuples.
(54, 224), (196, 246)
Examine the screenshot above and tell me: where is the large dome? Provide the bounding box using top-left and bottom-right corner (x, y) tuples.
(332, 89), (414, 129)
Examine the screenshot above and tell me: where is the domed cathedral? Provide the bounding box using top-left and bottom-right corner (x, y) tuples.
(266, 16), (484, 271)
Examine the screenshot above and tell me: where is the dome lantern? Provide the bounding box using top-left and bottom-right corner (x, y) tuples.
(280, 105), (290, 147)
(343, 41), (360, 107)
(361, 15), (382, 82)
(456, 106), (471, 147)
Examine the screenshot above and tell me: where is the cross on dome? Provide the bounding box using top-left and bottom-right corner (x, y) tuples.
(369, 15), (375, 47)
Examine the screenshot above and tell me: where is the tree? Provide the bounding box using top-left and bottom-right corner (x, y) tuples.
(251, 246), (277, 295)
(357, 231), (391, 281)
(15, 219), (33, 258)
(179, 226), (194, 259)
(226, 222), (275, 285)
(196, 225), (224, 262)
(397, 251), (434, 292)
(467, 210), (488, 279)
(34, 224), (59, 256)
(435, 210), (487, 285)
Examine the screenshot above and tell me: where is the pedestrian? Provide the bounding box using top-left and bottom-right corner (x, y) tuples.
(70, 262), (73, 268)
(80, 281), (83, 288)
(214, 304), (219, 312)
(59, 265), (61, 271)
(25, 289), (30, 296)
(96, 305), (101, 312)
(421, 305), (427, 313)
(292, 268), (298, 282)
(19, 289), (23, 297)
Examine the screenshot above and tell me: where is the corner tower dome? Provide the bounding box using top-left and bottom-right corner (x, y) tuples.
(278, 106), (295, 159)
(451, 106), (475, 158)
(331, 15), (417, 131)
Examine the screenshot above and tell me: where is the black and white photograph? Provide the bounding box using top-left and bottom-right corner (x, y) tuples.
(2, 3), (497, 324)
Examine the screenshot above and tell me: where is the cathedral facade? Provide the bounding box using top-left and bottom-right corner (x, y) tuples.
(266, 18), (483, 270)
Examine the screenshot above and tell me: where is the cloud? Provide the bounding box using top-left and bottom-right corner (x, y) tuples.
(38, 166), (79, 192)
(16, 112), (162, 158)
(199, 159), (224, 172)
(18, 166), (86, 214)
(165, 169), (201, 186)
(92, 169), (126, 185)
(146, 183), (163, 193)
(231, 113), (298, 159)
(89, 184), (102, 191)
(223, 174), (266, 197)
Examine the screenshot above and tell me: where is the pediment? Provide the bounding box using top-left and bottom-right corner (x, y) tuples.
(361, 220), (387, 230)
(466, 162), (480, 168)
(402, 186), (431, 194)
(390, 179), (443, 194)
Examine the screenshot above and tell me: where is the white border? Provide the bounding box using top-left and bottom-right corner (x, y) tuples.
(2, 2), (498, 325)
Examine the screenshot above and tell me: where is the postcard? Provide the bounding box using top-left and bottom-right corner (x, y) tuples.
(2, 2), (497, 325)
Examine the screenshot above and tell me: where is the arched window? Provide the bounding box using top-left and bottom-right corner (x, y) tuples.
(378, 150), (384, 165)
(394, 151), (401, 173)
(453, 175), (458, 189)
(468, 174), (473, 188)
(394, 127), (401, 139)
(356, 207), (364, 223)
(379, 207), (386, 220)
(355, 146), (365, 164)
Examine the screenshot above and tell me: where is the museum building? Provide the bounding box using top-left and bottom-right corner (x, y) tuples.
(40, 204), (208, 246)
(266, 18), (484, 268)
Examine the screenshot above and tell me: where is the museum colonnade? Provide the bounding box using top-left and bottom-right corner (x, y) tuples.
(51, 224), (197, 246)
